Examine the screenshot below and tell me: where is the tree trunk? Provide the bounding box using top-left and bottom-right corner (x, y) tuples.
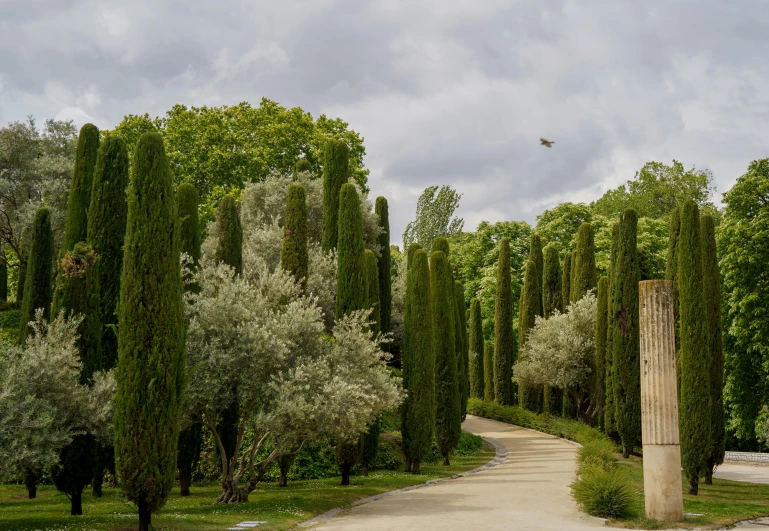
(704, 468), (713, 485)
(92, 469), (104, 498)
(688, 476), (699, 495)
(24, 469), (37, 499)
(138, 498), (151, 531)
(622, 446), (630, 458)
(340, 464), (352, 486)
(278, 454), (295, 488)
(411, 461), (421, 474)
(70, 489), (83, 516)
(362, 462), (369, 477)
(404, 459), (411, 474)
(180, 467), (192, 496)
(442, 453), (451, 466)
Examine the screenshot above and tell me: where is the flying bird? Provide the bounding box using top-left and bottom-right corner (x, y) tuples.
(540, 138), (554, 148)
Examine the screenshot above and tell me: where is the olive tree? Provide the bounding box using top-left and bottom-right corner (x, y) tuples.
(513, 293), (597, 420)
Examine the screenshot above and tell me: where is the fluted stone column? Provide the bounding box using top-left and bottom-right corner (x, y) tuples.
(639, 280), (683, 522)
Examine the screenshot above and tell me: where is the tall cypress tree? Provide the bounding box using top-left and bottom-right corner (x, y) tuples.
(611, 210), (641, 458)
(214, 194), (243, 276)
(375, 197), (392, 339)
(678, 200), (711, 494)
(469, 299), (484, 399)
(519, 259), (543, 412)
(494, 238), (512, 405)
(701, 214), (725, 485)
(64, 124), (99, 252)
(529, 233), (544, 313)
(18, 207), (54, 343)
(665, 206), (681, 396)
(571, 222), (597, 302)
(432, 250), (460, 464)
(365, 249), (381, 336)
(177, 183), (201, 289)
(336, 183), (366, 319)
(0, 245), (7, 302)
(293, 158), (312, 180)
(281, 184), (309, 290)
(335, 183), (367, 485)
(176, 183), (202, 497)
(595, 276), (609, 430)
(321, 139), (349, 252)
(484, 341), (494, 402)
(114, 132), (186, 531)
(16, 239), (27, 305)
(604, 222), (620, 439)
(455, 280), (469, 420)
(50, 242), (102, 515)
(562, 251), (572, 308)
(88, 134), (129, 372)
(361, 416), (380, 477)
(542, 244), (562, 318)
(214, 193), (243, 468)
(401, 248), (434, 473)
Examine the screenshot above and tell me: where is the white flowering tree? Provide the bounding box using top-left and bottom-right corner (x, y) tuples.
(0, 311), (115, 483)
(185, 260), (403, 504)
(513, 293), (597, 419)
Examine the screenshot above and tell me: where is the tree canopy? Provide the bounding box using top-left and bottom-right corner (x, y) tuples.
(403, 185), (464, 252)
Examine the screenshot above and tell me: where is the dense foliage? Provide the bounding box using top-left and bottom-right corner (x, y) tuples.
(63, 124), (99, 252)
(18, 207), (54, 343)
(494, 238), (513, 405)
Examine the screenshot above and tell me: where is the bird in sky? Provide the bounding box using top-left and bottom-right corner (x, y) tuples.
(540, 138), (554, 148)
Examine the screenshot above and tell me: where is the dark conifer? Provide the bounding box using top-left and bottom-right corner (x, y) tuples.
(562, 251), (572, 309)
(604, 222), (620, 439)
(365, 249), (381, 335)
(293, 158), (312, 180)
(18, 207), (54, 343)
(571, 222), (597, 302)
(88, 134), (129, 372)
(375, 197), (392, 339)
(665, 206), (681, 396)
(0, 245), (7, 302)
(432, 236), (450, 257)
(214, 194), (243, 276)
(701, 214), (725, 485)
(469, 299), (484, 398)
(678, 200), (711, 494)
(281, 184), (309, 290)
(336, 184), (366, 319)
(494, 238), (513, 405)
(401, 249), (434, 473)
(595, 276), (609, 430)
(361, 417), (380, 476)
(455, 280), (469, 420)
(114, 133), (186, 531)
(64, 124), (99, 252)
(542, 244), (562, 317)
(519, 259), (543, 412)
(176, 183), (202, 497)
(432, 250), (460, 464)
(483, 341), (494, 402)
(321, 139), (349, 252)
(611, 210), (641, 458)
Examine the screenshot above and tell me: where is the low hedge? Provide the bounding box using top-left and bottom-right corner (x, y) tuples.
(467, 398), (608, 445)
(0, 310), (20, 329)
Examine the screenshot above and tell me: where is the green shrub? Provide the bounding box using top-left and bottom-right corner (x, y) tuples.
(570, 465), (634, 518)
(0, 310), (20, 329)
(454, 431), (485, 455)
(467, 398), (608, 446)
(576, 439), (618, 474)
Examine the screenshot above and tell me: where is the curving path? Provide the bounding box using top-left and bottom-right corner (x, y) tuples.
(307, 415), (605, 530)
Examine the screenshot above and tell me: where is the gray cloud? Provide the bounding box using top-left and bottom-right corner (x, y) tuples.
(1, 0), (767, 246)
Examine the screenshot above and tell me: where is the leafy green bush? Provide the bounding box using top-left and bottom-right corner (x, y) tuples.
(0, 300), (20, 312)
(576, 439), (618, 474)
(0, 310), (20, 329)
(570, 465), (635, 518)
(425, 431), (485, 463)
(467, 398), (608, 445)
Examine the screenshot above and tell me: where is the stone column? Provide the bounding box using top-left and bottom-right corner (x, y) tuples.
(639, 280), (683, 522)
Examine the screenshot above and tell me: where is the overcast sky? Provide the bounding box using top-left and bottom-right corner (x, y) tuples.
(2, 0), (767, 245)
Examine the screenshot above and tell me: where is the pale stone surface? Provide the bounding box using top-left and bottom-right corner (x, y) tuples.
(715, 464), (769, 484)
(639, 280), (683, 522)
(308, 416), (607, 531)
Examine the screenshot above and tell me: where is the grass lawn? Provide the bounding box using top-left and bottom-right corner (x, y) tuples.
(0, 446), (494, 531)
(610, 455), (769, 529)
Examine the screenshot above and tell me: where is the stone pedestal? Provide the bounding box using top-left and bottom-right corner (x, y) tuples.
(639, 280), (683, 522)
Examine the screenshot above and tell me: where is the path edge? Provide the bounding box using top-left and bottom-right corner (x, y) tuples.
(293, 435), (509, 529)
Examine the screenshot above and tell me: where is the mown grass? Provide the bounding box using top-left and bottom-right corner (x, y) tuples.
(0, 446), (494, 531)
(610, 455), (769, 529)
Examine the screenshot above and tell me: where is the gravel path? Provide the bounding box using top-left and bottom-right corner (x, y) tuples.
(306, 415), (605, 530)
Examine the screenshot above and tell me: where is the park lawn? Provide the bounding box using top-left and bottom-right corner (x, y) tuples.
(0, 446), (494, 531)
(610, 455), (769, 529)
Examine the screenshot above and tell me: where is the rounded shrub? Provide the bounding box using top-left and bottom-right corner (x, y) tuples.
(571, 465), (635, 519)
